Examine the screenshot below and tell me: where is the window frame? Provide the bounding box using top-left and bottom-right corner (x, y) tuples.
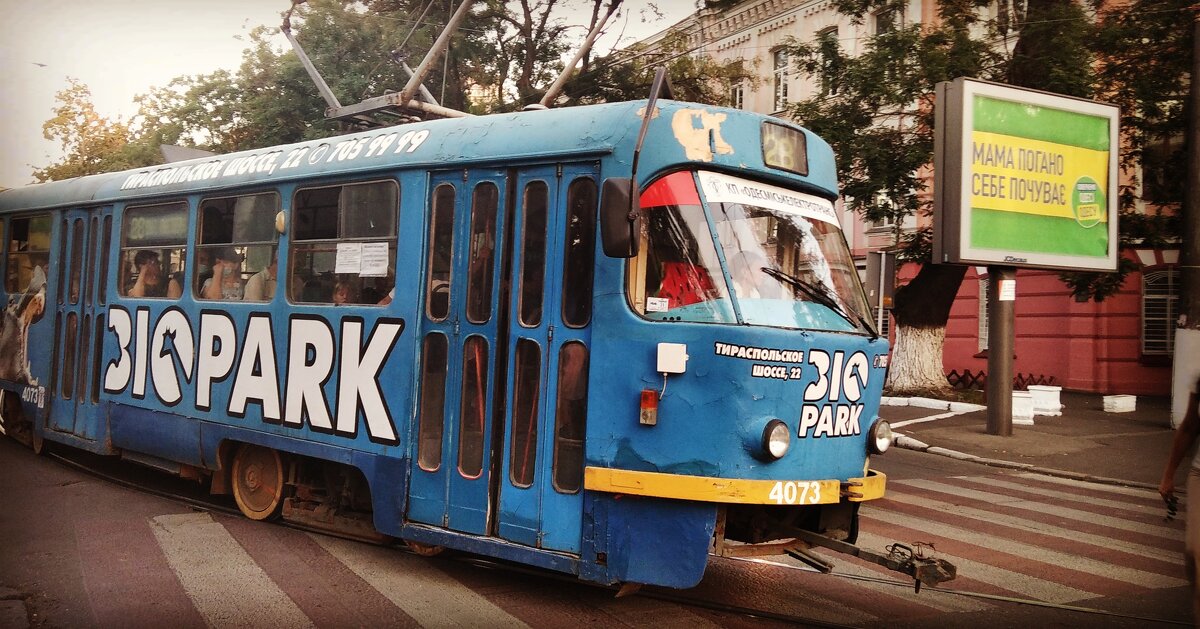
(119, 200), (189, 300)
(772, 49), (790, 112)
(5, 213), (53, 295)
(1142, 267), (1178, 356)
(289, 178), (399, 306)
(195, 190), (282, 302)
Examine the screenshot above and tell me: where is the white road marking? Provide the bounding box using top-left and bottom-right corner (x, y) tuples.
(151, 513), (315, 629)
(893, 478), (1181, 540)
(959, 475), (1164, 516)
(863, 507), (1186, 588)
(312, 534), (529, 628)
(883, 488), (1181, 563)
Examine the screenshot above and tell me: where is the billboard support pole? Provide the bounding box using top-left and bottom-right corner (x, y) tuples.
(986, 266), (1016, 436)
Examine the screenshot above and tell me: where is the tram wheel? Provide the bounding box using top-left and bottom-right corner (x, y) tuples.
(231, 443), (285, 521)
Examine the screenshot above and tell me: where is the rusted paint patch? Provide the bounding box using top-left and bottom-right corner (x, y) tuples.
(671, 108), (734, 162)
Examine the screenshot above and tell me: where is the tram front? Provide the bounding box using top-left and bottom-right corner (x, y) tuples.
(584, 156), (951, 590)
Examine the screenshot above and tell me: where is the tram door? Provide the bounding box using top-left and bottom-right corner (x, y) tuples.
(408, 164), (597, 553)
(495, 164), (597, 553)
(48, 208), (112, 437)
(408, 169), (509, 535)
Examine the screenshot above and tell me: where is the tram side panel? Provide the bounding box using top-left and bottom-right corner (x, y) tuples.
(86, 174), (425, 537)
(0, 212), (59, 445)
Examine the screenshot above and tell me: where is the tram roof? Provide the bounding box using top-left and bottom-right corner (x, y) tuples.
(0, 100), (838, 212)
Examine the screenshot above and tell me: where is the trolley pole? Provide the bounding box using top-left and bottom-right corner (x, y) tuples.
(986, 266), (1016, 436)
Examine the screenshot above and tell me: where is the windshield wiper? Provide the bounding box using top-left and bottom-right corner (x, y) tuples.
(760, 267), (878, 339)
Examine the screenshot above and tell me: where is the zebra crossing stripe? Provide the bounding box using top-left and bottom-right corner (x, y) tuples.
(893, 478), (1180, 540)
(855, 530), (1095, 604)
(956, 476), (1164, 517)
(883, 488), (1180, 564)
(311, 533), (530, 628)
(864, 505), (1186, 589)
(1013, 472), (1168, 500)
(150, 513), (315, 629)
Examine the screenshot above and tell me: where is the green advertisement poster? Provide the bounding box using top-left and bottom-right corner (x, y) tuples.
(934, 78), (1118, 272)
(968, 96), (1110, 257)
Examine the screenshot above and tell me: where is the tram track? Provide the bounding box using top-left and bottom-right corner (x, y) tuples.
(42, 445), (1188, 627)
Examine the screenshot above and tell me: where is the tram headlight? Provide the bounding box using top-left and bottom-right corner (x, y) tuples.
(762, 419), (791, 460)
(868, 419), (894, 454)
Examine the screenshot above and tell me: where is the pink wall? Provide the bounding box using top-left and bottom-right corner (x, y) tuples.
(896, 253), (1170, 395)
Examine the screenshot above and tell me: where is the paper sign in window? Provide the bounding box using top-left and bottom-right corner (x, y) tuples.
(335, 242), (363, 274)
(360, 242), (390, 277)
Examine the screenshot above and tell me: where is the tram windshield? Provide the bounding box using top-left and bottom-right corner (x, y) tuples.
(627, 170), (874, 333)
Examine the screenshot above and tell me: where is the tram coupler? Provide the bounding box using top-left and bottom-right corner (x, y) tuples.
(786, 529), (956, 593)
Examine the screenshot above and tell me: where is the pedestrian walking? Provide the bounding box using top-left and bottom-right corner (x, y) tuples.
(1160, 371), (1200, 620)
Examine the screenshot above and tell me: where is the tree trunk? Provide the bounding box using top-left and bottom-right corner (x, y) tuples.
(884, 262), (967, 395)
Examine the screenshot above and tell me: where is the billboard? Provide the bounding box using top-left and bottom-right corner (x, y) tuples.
(934, 78), (1119, 271)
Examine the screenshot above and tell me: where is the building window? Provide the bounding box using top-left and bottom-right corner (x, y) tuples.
(874, 8), (898, 34)
(978, 277), (989, 352)
(730, 82), (745, 109)
(817, 27), (840, 96)
(1142, 268), (1178, 355)
(773, 49), (790, 112)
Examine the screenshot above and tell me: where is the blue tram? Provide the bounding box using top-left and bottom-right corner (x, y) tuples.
(0, 99), (910, 589)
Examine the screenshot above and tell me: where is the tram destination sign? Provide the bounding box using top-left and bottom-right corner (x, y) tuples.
(933, 78), (1119, 272)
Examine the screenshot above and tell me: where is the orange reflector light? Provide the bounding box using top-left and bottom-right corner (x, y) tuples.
(639, 389), (658, 426)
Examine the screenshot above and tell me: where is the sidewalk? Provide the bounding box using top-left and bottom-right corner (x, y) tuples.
(879, 390), (1179, 489)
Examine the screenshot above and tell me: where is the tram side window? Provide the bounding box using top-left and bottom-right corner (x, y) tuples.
(121, 202), (188, 299)
(291, 180), (398, 305)
(426, 184), (455, 320)
(6, 215), (52, 295)
(518, 181), (548, 327)
(561, 178), (597, 328)
(509, 338), (542, 488)
(465, 182), (499, 324)
(196, 192), (280, 301)
(552, 342), (588, 493)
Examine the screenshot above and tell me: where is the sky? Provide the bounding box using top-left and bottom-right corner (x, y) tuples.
(0, 0), (697, 190)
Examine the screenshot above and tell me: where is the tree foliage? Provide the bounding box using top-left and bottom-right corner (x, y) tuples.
(561, 30), (754, 106)
(34, 0), (646, 179)
(34, 79), (160, 182)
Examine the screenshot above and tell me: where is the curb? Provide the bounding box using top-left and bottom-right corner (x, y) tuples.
(894, 435), (1158, 491)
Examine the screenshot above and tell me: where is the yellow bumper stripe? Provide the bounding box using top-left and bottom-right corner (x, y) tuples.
(584, 467), (886, 505)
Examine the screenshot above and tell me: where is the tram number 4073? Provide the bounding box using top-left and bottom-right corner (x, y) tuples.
(768, 480), (822, 505)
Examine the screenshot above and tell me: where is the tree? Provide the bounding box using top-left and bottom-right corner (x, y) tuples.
(784, 0), (1099, 395)
(1062, 0), (1194, 301)
(33, 79), (160, 182)
(561, 29), (755, 106)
